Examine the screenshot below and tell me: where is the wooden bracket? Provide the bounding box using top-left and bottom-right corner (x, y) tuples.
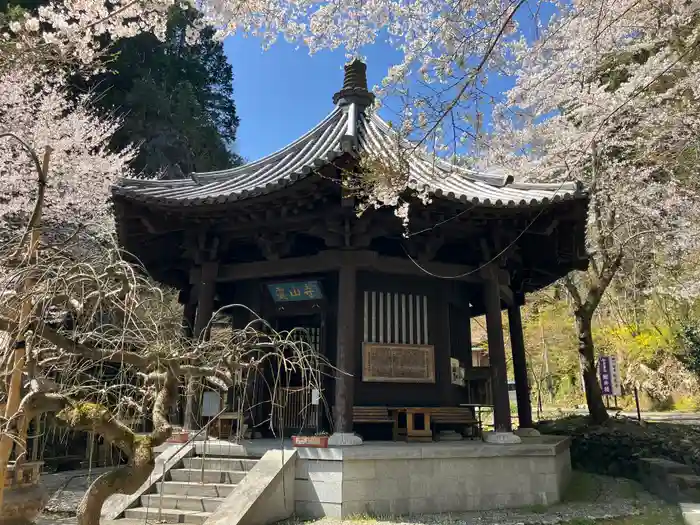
(406, 234), (445, 262)
(256, 232), (294, 260)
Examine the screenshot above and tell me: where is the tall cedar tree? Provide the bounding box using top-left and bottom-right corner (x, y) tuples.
(90, 7), (243, 178)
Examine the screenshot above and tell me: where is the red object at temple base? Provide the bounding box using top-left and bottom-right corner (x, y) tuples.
(292, 435), (329, 448)
(167, 432), (190, 443)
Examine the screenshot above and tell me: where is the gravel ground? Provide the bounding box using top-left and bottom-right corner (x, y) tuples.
(40, 467), (113, 513)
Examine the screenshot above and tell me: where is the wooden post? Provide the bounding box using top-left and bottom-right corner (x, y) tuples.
(439, 292), (453, 406)
(193, 261), (218, 339)
(177, 287), (197, 426)
(0, 146), (51, 511)
(30, 416), (40, 462)
(333, 263), (356, 433)
(181, 293), (197, 339)
(184, 261), (218, 431)
(508, 303), (533, 428)
(482, 267), (512, 433)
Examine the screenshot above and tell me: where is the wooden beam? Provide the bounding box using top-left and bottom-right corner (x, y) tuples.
(195, 250), (509, 285)
(193, 261), (218, 339)
(181, 295), (197, 339)
(185, 260), (218, 431)
(499, 285), (514, 306)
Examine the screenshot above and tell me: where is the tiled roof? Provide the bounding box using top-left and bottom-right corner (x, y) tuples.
(112, 107), (350, 206)
(359, 113), (584, 207)
(112, 62), (585, 208)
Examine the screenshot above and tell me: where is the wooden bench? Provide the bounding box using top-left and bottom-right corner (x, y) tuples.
(352, 406), (393, 424)
(431, 407), (481, 438)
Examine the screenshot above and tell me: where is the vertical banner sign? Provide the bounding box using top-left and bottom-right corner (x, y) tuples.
(598, 356), (622, 396)
(609, 356), (622, 396)
(598, 356), (612, 395)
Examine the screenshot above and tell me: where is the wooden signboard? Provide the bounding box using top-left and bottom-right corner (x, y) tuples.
(362, 343), (435, 383)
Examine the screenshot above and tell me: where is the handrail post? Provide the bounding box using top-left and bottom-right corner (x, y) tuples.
(200, 423), (209, 484)
(154, 406), (227, 519)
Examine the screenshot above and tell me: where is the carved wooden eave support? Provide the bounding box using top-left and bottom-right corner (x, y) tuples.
(256, 232), (294, 260)
(309, 215), (386, 250)
(405, 233), (445, 263)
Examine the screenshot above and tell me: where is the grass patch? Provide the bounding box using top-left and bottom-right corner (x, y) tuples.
(523, 503), (548, 514)
(562, 471), (644, 503)
(343, 514), (385, 523)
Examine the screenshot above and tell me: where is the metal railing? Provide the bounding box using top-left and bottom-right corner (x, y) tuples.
(156, 407), (229, 521)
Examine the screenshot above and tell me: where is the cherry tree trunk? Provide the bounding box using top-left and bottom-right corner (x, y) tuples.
(77, 440), (155, 525)
(575, 312), (609, 424)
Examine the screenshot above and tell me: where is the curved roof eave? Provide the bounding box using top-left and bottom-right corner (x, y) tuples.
(112, 104), (587, 210)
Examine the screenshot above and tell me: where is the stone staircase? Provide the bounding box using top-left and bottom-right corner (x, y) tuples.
(123, 454), (259, 524)
(639, 457), (700, 505)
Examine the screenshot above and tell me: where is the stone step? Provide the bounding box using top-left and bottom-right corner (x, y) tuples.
(124, 506), (210, 524)
(669, 474), (700, 502)
(639, 457), (695, 477)
(639, 457), (700, 504)
(169, 468), (246, 484)
(182, 456), (258, 472)
(141, 494), (225, 512)
(154, 480), (236, 498)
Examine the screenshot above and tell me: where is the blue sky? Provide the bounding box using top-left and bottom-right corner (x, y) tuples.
(223, 35), (404, 161)
(220, 3), (550, 163)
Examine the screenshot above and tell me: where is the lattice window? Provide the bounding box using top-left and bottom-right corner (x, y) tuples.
(363, 291), (429, 345)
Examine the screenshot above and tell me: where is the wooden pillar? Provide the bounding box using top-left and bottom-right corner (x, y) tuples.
(184, 260), (218, 431)
(509, 303), (533, 428)
(178, 289), (197, 426)
(333, 263), (356, 433)
(482, 268), (512, 433)
(181, 296), (197, 339)
(193, 261), (218, 339)
(438, 290), (453, 406)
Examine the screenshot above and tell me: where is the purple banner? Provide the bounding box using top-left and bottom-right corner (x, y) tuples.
(599, 356), (613, 395)
(598, 356), (622, 396)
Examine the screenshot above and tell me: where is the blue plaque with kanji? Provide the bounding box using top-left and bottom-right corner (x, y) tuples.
(267, 281), (324, 302)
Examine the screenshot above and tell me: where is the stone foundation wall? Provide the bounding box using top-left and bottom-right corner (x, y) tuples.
(294, 437), (572, 519)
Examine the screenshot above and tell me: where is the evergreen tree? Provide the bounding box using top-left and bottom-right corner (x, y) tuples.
(91, 7), (243, 178)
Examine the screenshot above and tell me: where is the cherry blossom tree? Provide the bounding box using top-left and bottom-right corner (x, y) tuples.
(2, 0), (699, 489)
(0, 68), (134, 238)
(482, 1), (700, 423)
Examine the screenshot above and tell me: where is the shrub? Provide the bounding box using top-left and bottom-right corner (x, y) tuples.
(536, 416), (700, 480)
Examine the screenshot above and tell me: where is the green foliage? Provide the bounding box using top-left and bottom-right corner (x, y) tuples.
(537, 416), (700, 480)
(85, 6), (242, 177)
(677, 323), (700, 378)
(521, 284), (699, 410)
(522, 293), (581, 405)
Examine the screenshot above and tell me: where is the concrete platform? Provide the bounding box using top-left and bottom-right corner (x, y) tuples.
(682, 502), (700, 525)
(197, 436), (572, 519)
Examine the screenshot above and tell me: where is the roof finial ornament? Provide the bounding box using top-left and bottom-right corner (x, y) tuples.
(333, 59), (375, 108)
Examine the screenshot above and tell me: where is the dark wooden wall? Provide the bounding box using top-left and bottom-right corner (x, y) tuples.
(353, 272), (470, 407)
(221, 269), (475, 433)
